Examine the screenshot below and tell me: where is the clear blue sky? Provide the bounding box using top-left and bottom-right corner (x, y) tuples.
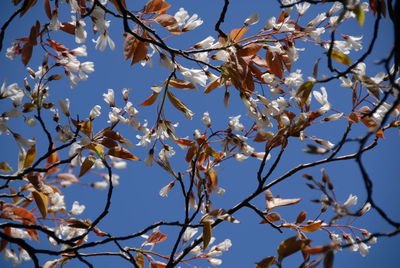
(0, 0), (399, 267)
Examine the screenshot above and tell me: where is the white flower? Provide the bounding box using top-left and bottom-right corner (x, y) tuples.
(13, 133), (35, 148)
(182, 14), (203, 31)
(19, 249), (30, 262)
(89, 105), (101, 119)
(358, 240), (371, 256)
(194, 36), (215, 48)
(228, 115), (244, 131)
(58, 98), (70, 117)
(70, 45), (87, 56)
(0, 81), (23, 105)
(234, 153), (248, 162)
(3, 248), (20, 265)
(183, 227), (198, 242)
(208, 258), (222, 266)
(24, 117), (36, 126)
(202, 111), (211, 127)
(284, 69), (304, 87)
(48, 192), (66, 212)
(49, 10), (62, 31)
(93, 181), (108, 190)
(296, 2), (311, 16)
(70, 201), (85, 215)
(103, 89), (115, 107)
(313, 87), (331, 114)
(93, 31), (115, 51)
(5, 43), (19, 60)
(159, 181), (174, 197)
(214, 239), (232, 251)
(158, 145), (175, 161)
(174, 8), (189, 26)
(343, 194), (358, 207)
(179, 66), (207, 87)
(159, 53), (175, 71)
(330, 233), (342, 245)
(244, 13), (260, 26)
(74, 18), (87, 43)
(308, 13), (327, 26)
(103, 173), (120, 185)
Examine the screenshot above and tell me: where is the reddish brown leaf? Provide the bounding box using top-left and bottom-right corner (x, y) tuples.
(13, 207), (36, 222)
(108, 146), (139, 160)
(300, 221), (323, 232)
(228, 27), (249, 42)
(140, 92), (159, 106)
(60, 23), (76, 35)
(237, 43), (262, 57)
(295, 211), (307, 224)
(202, 220), (212, 249)
(155, 14), (181, 34)
(175, 138), (195, 146)
(144, 0), (171, 14)
(266, 52), (284, 79)
(277, 236), (311, 261)
(45, 149), (59, 174)
(131, 40), (148, 65)
(168, 78), (196, 90)
(204, 78), (222, 94)
(185, 146), (196, 162)
(21, 43), (33, 66)
(78, 155), (96, 177)
(20, 0), (38, 16)
(256, 256), (276, 268)
(145, 231), (168, 244)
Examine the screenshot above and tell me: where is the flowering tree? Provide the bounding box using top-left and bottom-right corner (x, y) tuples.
(0, 0), (399, 267)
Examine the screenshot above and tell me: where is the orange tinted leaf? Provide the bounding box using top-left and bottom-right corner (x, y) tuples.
(236, 43), (262, 57)
(300, 221), (323, 232)
(229, 27), (249, 42)
(108, 146), (139, 160)
(167, 90), (194, 119)
(169, 78), (196, 90)
(144, 0), (171, 13)
(140, 92), (159, 106)
(23, 144), (36, 168)
(277, 236), (311, 260)
(45, 149), (59, 174)
(303, 245), (329, 255)
(204, 78), (222, 94)
(176, 138), (195, 146)
(78, 155), (96, 177)
(256, 256), (276, 268)
(32, 191), (48, 218)
(93, 227), (108, 237)
(13, 207), (36, 222)
(266, 52), (284, 79)
(267, 197), (301, 210)
(136, 254), (145, 268)
(185, 146), (196, 162)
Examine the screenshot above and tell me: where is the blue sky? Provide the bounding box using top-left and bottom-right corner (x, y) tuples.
(0, 0), (399, 267)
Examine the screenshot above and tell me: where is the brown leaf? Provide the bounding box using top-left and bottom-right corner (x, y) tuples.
(20, 0), (38, 16)
(13, 207), (36, 222)
(303, 245), (329, 255)
(110, 0), (126, 15)
(108, 146), (139, 160)
(78, 155), (96, 177)
(21, 43), (33, 66)
(44, 0), (51, 19)
(202, 220), (212, 249)
(229, 27), (249, 42)
(168, 78), (196, 90)
(23, 144), (36, 168)
(185, 146), (196, 162)
(237, 43), (262, 57)
(324, 250), (334, 268)
(267, 197), (301, 210)
(204, 78), (222, 94)
(140, 92), (159, 106)
(132, 40), (148, 65)
(0, 162), (13, 173)
(167, 90), (194, 119)
(32, 191), (48, 218)
(145, 231), (168, 245)
(208, 208), (240, 223)
(175, 138), (195, 147)
(100, 137), (119, 148)
(136, 254), (145, 268)
(277, 236), (311, 261)
(296, 211), (307, 224)
(155, 14), (181, 34)
(60, 23), (76, 35)
(256, 256), (276, 268)
(45, 149), (59, 174)
(300, 221), (323, 232)
(144, 0), (171, 13)
(266, 52), (284, 79)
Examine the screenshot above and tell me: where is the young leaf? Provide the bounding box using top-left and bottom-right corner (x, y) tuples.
(296, 81), (315, 106)
(295, 211), (307, 224)
(32, 191), (48, 218)
(0, 162), (13, 173)
(353, 4), (365, 27)
(140, 92), (159, 106)
(167, 90), (194, 119)
(168, 78), (196, 90)
(329, 51), (352, 66)
(108, 146), (140, 160)
(229, 27), (249, 42)
(78, 155), (96, 177)
(300, 221), (323, 232)
(145, 231), (168, 245)
(202, 220), (212, 249)
(277, 236), (311, 261)
(256, 256), (276, 268)
(23, 144), (36, 168)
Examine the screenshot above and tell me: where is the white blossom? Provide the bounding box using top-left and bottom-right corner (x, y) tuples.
(93, 31), (115, 51)
(48, 192), (66, 212)
(183, 227), (198, 242)
(103, 89), (115, 107)
(93, 181), (108, 190)
(179, 66), (207, 87)
(58, 99), (70, 117)
(228, 115), (244, 131)
(89, 105), (102, 119)
(70, 201), (85, 215)
(195, 36), (215, 48)
(202, 111), (211, 127)
(343, 194), (358, 207)
(244, 13), (260, 26)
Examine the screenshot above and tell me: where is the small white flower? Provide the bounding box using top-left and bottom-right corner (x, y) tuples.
(194, 36), (215, 48)
(24, 117), (36, 126)
(103, 89), (115, 107)
(208, 258), (222, 266)
(244, 13), (260, 26)
(70, 201), (85, 215)
(358, 240), (370, 256)
(58, 98), (70, 117)
(89, 105), (101, 119)
(93, 181), (108, 190)
(182, 14), (203, 32)
(13, 133), (35, 148)
(228, 115), (244, 131)
(93, 31), (115, 51)
(3, 248), (20, 265)
(48, 192), (66, 212)
(183, 227), (198, 242)
(174, 8), (189, 26)
(343, 194), (358, 207)
(159, 181), (174, 197)
(296, 2), (311, 16)
(178, 66), (207, 87)
(75, 19), (87, 43)
(202, 112), (211, 127)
